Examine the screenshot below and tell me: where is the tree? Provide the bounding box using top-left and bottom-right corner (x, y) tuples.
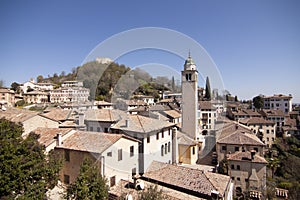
(65, 157), (108, 200)
(234, 95), (238, 102)
(138, 185), (168, 200)
(0, 80), (4, 87)
(171, 76), (175, 92)
(11, 82), (21, 93)
(253, 95), (264, 110)
(0, 118), (62, 199)
(37, 75), (44, 83)
(204, 76), (211, 100)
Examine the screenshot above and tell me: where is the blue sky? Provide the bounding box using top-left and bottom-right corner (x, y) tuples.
(0, 0), (299, 102)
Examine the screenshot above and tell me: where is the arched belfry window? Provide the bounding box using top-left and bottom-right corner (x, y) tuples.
(186, 73), (192, 81)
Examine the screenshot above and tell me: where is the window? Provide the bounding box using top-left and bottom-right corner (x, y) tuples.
(186, 73), (192, 81)
(169, 129), (171, 136)
(90, 127), (93, 131)
(110, 176), (116, 187)
(147, 136), (150, 143)
(130, 146), (134, 157)
(231, 177), (235, 180)
(162, 130), (164, 138)
(235, 146), (239, 152)
(107, 151), (112, 157)
(97, 127), (101, 132)
(267, 130), (270, 134)
(237, 177), (240, 181)
(254, 147), (258, 152)
(237, 165), (240, 170)
(65, 150), (70, 161)
(156, 133), (159, 140)
(161, 145), (164, 156)
(64, 174), (70, 184)
(192, 146), (195, 155)
(231, 165), (234, 169)
(168, 142), (171, 152)
(245, 178), (249, 182)
(209, 113), (211, 117)
(222, 146), (227, 151)
(165, 143), (168, 154)
(118, 149), (122, 161)
(104, 128), (109, 133)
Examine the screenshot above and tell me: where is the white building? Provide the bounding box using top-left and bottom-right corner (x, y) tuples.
(23, 91), (48, 104)
(0, 88), (15, 107)
(198, 101), (217, 133)
(50, 87), (89, 103)
(263, 94), (292, 113)
(110, 114), (176, 174)
(61, 80), (83, 88)
(55, 131), (139, 187)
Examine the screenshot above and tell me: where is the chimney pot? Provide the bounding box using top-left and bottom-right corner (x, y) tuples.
(56, 133), (62, 146)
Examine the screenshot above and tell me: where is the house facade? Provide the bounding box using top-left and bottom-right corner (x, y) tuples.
(263, 94), (292, 113)
(0, 88), (15, 107)
(240, 117), (276, 148)
(110, 114), (176, 174)
(55, 131), (139, 186)
(227, 151), (267, 199)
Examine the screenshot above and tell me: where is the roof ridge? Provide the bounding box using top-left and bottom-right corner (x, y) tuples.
(136, 115), (146, 133)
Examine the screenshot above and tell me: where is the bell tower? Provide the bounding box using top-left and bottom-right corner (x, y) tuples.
(181, 52), (198, 140)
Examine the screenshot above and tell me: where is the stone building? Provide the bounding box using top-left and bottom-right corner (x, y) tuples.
(0, 87), (15, 107)
(227, 151), (267, 199)
(239, 117), (276, 148)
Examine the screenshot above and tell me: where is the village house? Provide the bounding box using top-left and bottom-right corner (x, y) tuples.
(227, 150), (267, 199)
(23, 90), (49, 104)
(55, 131), (140, 187)
(227, 109), (261, 121)
(198, 101), (217, 132)
(141, 161), (233, 199)
(133, 94), (155, 105)
(177, 131), (199, 164)
(110, 114), (176, 174)
(50, 87), (90, 104)
(94, 100), (114, 109)
(162, 109), (181, 124)
(216, 124), (265, 162)
(263, 94), (292, 113)
(32, 127), (75, 153)
(259, 109), (286, 132)
(239, 117), (276, 148)
(0, 87), (15, 107)
(0, 108), (59, 136)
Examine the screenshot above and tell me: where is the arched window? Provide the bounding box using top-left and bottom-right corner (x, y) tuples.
(161, 145), (164, 156)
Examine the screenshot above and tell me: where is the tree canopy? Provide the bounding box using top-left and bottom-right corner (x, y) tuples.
(0, 118), (62, 199)
(65, 157), (108, 200)
(204, 76), (211, 100)
(253, 95), (264, 109)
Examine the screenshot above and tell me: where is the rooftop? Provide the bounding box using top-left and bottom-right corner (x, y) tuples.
(33, 127), (73, 147)
(239, 117), (275, 125)
(227, 151), (267, 164)
(56, 131), (138, 154)
(143, 161), (230, 198)
(217, 129), (265, 146)
(111, 114), (175, 134)
(0, 107), (38, 123)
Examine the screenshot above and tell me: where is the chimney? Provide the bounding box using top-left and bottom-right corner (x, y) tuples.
(251, 150), (256, 160)
(172, 127), (178, 164)
(125, 119), (129, 127)
(78, 112), (84, 127)
(56, 133), (62, 146)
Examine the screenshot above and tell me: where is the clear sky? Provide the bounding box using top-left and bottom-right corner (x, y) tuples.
(0, 0), (299, 102)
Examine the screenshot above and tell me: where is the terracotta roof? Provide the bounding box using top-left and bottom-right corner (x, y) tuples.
(111, 114), (175, 134)
(216, 121), (252, 140)
(40, 108), (72, 122)
(227, 151), (267, 164)
(83, 109), (126, 122)
(0, 88), (15, 94)
(56, 131), (138, 154)
(177, 131), (197, 146)
(33, 127), (73, 147)
(143, 161), (230, 198)
(149, 104), (171, 111)
(260, 109), (285, 117)
(231, 109), (261, 117)
(285, 118), (297, 127)
(199, 101), (216, 110)
(239, 117), (275, 125)
(0, 108), (38, 123)
(163, 110), (181, 119)
(217, 129), (264, 146)
(263, 94), (292, 99)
